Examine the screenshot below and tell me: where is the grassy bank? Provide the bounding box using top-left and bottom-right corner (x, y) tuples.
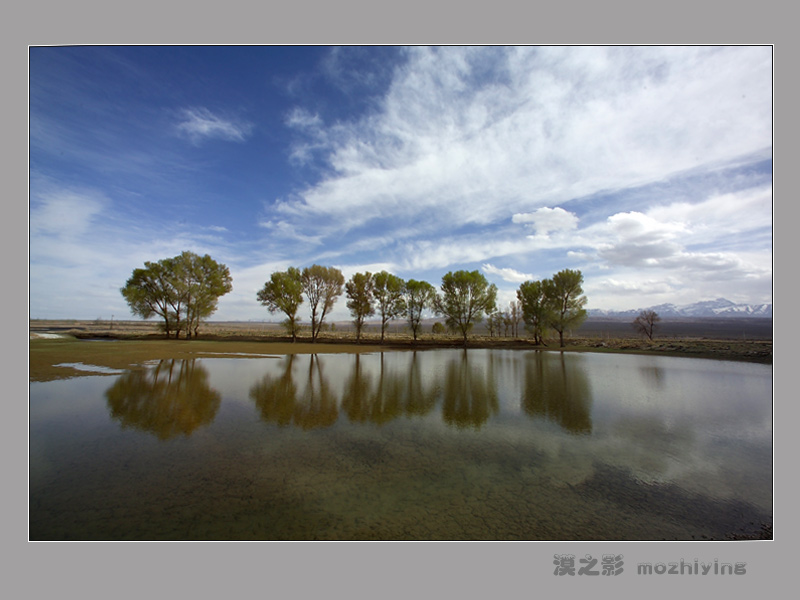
(28, 336), (388, 382)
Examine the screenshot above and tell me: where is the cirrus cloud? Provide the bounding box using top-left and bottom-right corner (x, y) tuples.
(175, 107), (253, 144)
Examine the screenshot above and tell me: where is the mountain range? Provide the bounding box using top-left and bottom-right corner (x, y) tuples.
(588, 298), (772, 319)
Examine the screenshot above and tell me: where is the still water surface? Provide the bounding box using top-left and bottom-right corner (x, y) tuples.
(29, 349), (772, 540)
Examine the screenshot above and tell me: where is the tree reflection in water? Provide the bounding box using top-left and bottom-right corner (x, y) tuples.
(104, 359), (221, 440)
(248, 350), (593, 433)
(249, 354), (299, 427)
(441, 349), (499, 429)
(250, 355), (338, 430)
(341, 352), (440, 425)
(402, 352), (439, 418)
(521, 351), (593, 434)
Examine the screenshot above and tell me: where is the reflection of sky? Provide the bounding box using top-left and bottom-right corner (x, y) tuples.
(30, 350), (772, 512)
(202, 350), (773, 511)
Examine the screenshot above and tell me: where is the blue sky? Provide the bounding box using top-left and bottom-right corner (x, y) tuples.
(29, 45), (773, 322)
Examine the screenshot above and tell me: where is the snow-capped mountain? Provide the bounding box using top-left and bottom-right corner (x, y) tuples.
(589, 298), (772, 319)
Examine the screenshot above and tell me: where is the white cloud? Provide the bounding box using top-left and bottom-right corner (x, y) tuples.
(512, 207), (578, 236)
(30, 188), (106, 238)
(286, 107), (323, 130)
(275, 46), (771, 241)
(176, 107), (253, 144)
(482, 263), (534, 283)
(258, 219), (324, 247)
(649, 186), (772, 244)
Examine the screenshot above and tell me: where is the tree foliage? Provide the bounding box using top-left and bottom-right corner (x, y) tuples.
(257, 267), (304, 342)
(121, 251), (232, 339)
(372, 271), (406, 342)
(435, 270), (498, 345)
(517, 279), (553, 346)
(345, 271), (376, 342)
(632, 309), (660, 341)
(121, 259), (179, 338)
(301, 265), (345, 342)
(403, 279), (436, 342)
(544, 269), (587, 347)
(173, 251), (233, 338)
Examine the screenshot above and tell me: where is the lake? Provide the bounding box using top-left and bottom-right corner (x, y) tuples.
(29, 348), (772, 540)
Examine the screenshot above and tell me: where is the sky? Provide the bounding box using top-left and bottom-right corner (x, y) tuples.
(29, 45), (773, 322)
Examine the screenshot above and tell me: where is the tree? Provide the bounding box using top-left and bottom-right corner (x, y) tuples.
(345, 272), (375, 342)
(372, 271), (406, 342)
(544, 269), (588, 348)
(508, 300), (522, 338)
(173, 251), (233, 339)
(121, 258), (181, 338)
(403, 279), (436, 342)
(632, 309), (660, 341)
(121, 251), (232, 339)
(517, 279), (553, 346)
(257, 267), (304, 342)
(485, 310), (502, 337)
(435, 270), (498, 346)
(432, 321), (446, 335)
(501, 310), (512, 337)
(301, 265), (345, 342)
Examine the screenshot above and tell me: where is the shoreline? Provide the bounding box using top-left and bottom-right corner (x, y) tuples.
(33, 327), (772, 364)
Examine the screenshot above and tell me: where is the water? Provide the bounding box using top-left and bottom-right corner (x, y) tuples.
(29, 349), (772, 540)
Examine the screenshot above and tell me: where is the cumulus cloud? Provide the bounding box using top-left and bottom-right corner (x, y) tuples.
(176, 107), (253, 144)
(482, 263), (534, 283)
(512, 207), (578, 237)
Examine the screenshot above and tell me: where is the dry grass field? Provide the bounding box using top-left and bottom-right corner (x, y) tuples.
(30, 317), (772, 370)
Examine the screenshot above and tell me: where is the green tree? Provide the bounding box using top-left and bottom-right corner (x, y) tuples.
(403, 279), (436, 342)
(257, 267), (304, 342)
(517, 279), (553, 346)
(346, 271), (375, 342)
(432, 321), (446, 335)
(121, 258), (181, 338)
(544, 269), (588, 348)
(435, 270), (498, 346)
(173, 251), (233, 339)
(301, 265), (345, 342)
(372, 271), (406, 342)
(121, 251), (231, 339)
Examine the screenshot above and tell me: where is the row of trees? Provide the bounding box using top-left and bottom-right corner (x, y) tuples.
(257, 265), (444, 343)
(258, 265), (588, 347)
(120, 251), (589, 346)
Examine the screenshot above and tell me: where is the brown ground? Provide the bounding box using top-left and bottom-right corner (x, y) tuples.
(29, 318), (772, 383)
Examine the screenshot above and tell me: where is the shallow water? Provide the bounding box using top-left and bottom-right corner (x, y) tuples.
(29, 349), (772, 540)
